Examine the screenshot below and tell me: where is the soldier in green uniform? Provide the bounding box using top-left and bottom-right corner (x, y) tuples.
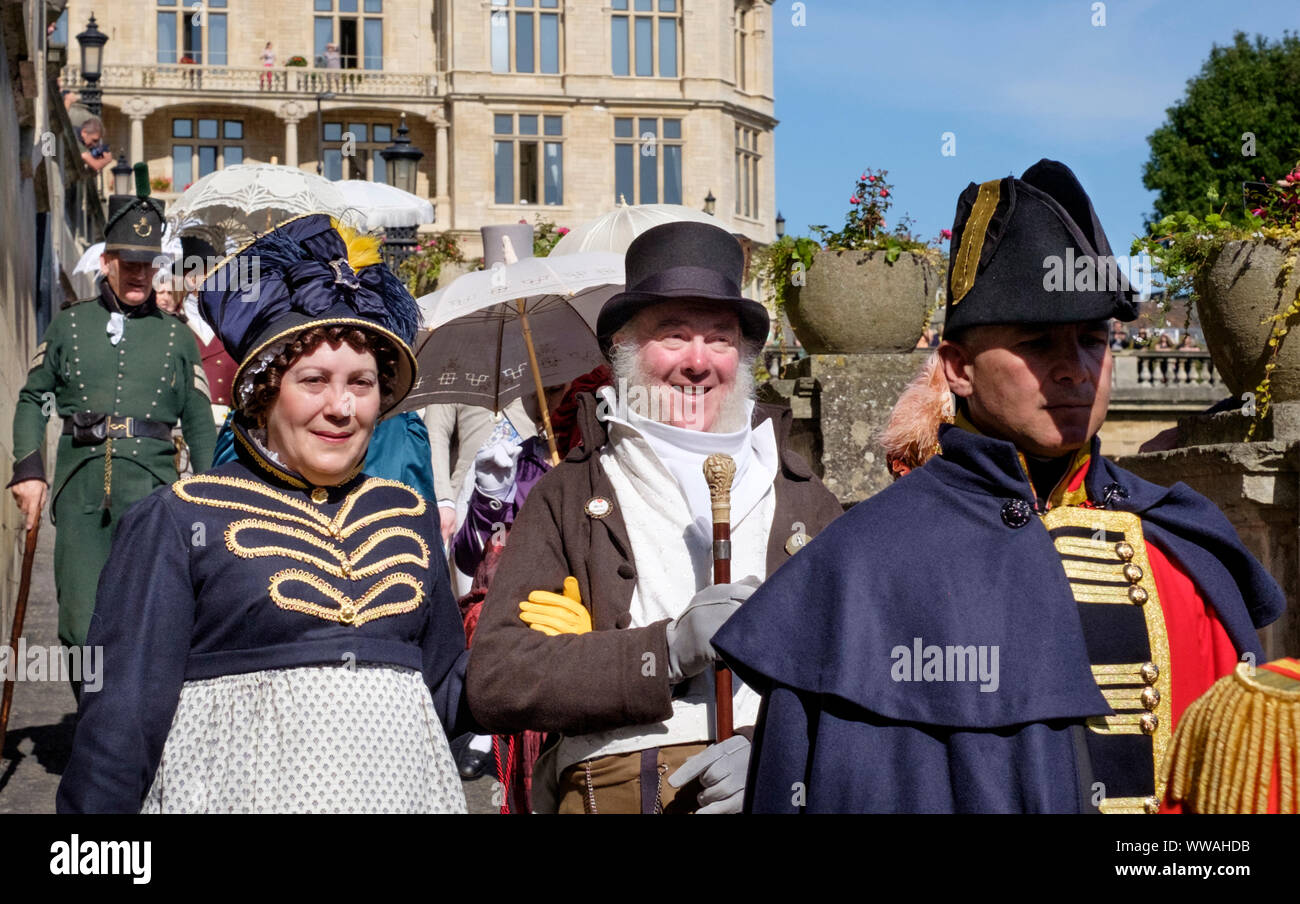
(7, 168), (216, 663)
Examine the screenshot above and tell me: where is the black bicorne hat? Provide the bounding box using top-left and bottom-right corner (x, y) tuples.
(596, 221), (769, 354)
(942, 159), (1139, 336)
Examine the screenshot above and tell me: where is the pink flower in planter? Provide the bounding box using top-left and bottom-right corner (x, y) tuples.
(557, 227), (570, 235)
(1251, 208), (1265, 218)
(880, 189), (890, 198)
(867, 175), (876, 183)
(850, 196), (859, 204)
(941, 228), (952, 240)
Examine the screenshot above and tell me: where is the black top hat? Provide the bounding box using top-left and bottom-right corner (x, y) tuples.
(942, 159), (1139, 336)
(596, 221), (769, 354)
(104, 163), (166, 263)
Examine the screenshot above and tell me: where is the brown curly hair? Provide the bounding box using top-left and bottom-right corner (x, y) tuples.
(242, 324), (401, 428)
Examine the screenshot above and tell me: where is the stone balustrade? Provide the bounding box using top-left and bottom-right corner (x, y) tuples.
(63, 63), (438, 98)
(1110, 350), (1219, 401)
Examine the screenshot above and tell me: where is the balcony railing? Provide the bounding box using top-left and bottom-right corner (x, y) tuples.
(63, 63), (437, 98)
(1131, 350), (1216, 386)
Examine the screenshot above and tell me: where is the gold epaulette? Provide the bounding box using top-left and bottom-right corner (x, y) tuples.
(1163, 658), (1300, 813)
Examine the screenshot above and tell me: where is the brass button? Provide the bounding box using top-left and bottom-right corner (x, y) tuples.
(1140, 713), (1158, 734)
(311, 487), (328, 503)
(1122, 563), (1143, 583)
(1143, 796), (1160, 815)
(1128, 585), (1148, 605)
(1141, 686), (1160, 711)
(1140, 662), (1159, 685)
(339, 605), (355, 624)
(1115, 541), (1134, 561)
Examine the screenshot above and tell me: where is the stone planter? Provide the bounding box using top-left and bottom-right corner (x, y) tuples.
(785, 249), (938, 354)
(1195, 239), (1300, 404)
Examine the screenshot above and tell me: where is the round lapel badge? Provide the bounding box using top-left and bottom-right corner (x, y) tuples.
(585, 496), (613, 519)
(785, 532), (809, 556)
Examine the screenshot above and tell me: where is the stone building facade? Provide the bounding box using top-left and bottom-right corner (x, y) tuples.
(57, 0), (778, 255)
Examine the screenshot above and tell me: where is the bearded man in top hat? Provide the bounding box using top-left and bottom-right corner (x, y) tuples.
(467, 221), (843, 813)
(714, 159), (1285, 814)
(8, 166), (216, 665)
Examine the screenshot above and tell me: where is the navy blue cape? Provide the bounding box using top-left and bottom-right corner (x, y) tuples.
(713, 426), (1285, 813)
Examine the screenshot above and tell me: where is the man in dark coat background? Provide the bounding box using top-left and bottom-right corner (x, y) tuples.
(715, 160), (1286, 814)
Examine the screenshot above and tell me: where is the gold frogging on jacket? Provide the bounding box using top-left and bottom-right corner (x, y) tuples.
(1042, 506), (1172, 815)
(173, 473), (429, 626)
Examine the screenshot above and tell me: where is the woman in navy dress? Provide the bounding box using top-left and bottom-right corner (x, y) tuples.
(58, 215), (470, 813)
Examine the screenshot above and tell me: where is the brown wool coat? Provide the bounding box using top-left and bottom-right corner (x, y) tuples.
(466, 392), (845, 737)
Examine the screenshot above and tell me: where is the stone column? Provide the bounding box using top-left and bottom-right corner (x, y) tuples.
(434, 118), (449, 224)
(121, 96), (156, 165)
(277, 101), (307, 168)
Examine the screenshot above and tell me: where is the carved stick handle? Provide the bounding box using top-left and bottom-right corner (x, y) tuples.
(703, 453), (736, 742)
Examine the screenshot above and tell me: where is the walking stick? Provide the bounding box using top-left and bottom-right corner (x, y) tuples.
(0, 520), (41, 754)
(703, 453), (736, 742)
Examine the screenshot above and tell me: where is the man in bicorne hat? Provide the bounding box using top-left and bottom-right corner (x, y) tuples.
(467, 221), (843, 813)
(8, 166), (215, 666)
(715, 159), (1285, 813)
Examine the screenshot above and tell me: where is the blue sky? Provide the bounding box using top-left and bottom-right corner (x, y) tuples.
(772, 0), (1299, 255)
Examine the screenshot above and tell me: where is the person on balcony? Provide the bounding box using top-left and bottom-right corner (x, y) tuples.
(260, 41), (276, 90)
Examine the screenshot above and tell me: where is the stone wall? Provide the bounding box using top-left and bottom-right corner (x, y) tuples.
(0, 2), (40, 640)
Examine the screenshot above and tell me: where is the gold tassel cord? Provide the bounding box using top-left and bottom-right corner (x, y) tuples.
(1163, 663), (1300, 813)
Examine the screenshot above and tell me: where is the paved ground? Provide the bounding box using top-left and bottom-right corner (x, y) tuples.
(0, 514), (496, 814)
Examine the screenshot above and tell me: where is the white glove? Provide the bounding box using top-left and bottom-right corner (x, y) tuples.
(473, 439), (522, 500)
(664, 577), (759, 684)
(668, 734), (751, 814)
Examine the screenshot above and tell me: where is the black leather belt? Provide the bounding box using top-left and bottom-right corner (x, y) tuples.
(63, 413), (175, 445)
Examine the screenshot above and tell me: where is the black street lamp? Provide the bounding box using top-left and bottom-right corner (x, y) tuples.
(703, 189), (716, 216)
(379, 114), (426, 268)
(315, 91), (336, 176)
(380, 113), (425, 194)
(775, 210), (786, 238)
(111, 152), (133, 196)
(76, 13), (109, 117)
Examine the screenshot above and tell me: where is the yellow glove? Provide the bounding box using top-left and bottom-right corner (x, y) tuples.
(518, 576), (592, 636)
